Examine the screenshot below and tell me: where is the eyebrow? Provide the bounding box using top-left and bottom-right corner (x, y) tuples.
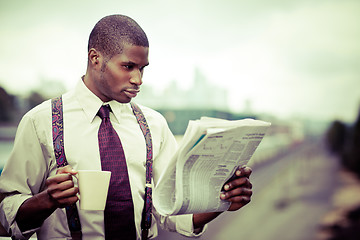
(126, 61), (149, 67)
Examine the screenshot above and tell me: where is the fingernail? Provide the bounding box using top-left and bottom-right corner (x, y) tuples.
(236, 170), (241, 175)
(224, 184), (229, 191)
(220, 193), (226, 199)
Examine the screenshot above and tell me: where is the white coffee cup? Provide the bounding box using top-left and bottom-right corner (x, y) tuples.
(76, 170), (111, 211)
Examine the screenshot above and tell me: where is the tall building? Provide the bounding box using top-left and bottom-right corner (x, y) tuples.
(136, 67), (229, 111)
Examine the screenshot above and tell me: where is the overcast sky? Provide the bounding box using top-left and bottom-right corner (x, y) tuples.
(0, 0), (359, 122)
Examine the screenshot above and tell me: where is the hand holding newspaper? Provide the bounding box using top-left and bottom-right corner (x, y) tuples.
(153, 117), (271, 216)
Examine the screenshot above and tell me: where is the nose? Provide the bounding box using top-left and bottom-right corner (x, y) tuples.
(130, 70), (143, 86)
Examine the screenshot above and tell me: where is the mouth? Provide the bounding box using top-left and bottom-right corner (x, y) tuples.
(123, 89), (140, 99)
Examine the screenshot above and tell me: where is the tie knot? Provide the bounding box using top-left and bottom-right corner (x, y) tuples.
(98, 105), (111, 120)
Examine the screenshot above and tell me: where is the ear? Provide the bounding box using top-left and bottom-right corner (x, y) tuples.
(88, 48), (102, 67)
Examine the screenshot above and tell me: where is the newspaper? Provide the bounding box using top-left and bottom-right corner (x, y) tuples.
(153, 117), (271, 216)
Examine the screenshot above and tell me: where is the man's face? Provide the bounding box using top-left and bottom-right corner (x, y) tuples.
(93, 44), (149, 103)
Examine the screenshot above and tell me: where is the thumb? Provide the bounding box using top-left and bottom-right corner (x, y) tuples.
(56, 165), (77, 175)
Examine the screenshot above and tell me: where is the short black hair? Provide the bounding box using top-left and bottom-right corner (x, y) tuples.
(88, 14), (149, 59)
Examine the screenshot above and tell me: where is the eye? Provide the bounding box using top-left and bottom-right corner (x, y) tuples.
(123, 65), (134, 70)
(140, 63), (149, 72)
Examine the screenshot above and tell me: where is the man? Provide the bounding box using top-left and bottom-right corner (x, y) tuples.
(0, 14), (253, 239)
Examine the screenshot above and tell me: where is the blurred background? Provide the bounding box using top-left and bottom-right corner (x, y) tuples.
(1, 0), (360, 239)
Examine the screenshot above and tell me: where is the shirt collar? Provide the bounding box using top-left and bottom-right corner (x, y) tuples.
(74, 78), (130, 124)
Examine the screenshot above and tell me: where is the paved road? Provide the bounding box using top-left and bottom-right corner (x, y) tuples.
(155, 137), (339, 240)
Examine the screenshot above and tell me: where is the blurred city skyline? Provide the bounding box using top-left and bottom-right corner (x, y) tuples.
(0, 0), (359, 123)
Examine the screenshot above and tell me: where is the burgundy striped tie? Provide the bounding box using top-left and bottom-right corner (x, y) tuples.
(97, 105), (136, 239)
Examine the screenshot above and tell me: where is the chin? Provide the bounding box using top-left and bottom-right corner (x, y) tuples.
(116, 97), (132, 104)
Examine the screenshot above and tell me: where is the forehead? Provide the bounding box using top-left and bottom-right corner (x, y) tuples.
(112, 44), (149, 65)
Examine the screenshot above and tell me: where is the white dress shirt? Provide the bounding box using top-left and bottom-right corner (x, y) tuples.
(0, 80), (204, 239)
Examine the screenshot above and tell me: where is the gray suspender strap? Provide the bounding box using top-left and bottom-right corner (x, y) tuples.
(52, 97), (153, 240)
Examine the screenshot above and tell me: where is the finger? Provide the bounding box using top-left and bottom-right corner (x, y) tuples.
(227, 195), (251, 205)
(235, 166), (252, 178)
(57, 195), (79, 208)
(56, 179), (76, 191)
(56, 165), (78, 175)
(227, 196), (252, 211)
(221, 187), (252, 201)
(46, 173), (73, 185)
(51, 186), (79, 200)
(47, 184), (79, 206)
(46, 177), (77, 199)
(221, 188), (252, 200)
(223, 177), (251, 191)
(47, 179), (77, 197)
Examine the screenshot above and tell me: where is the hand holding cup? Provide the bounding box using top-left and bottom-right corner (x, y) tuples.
(46, 166), (79, 208)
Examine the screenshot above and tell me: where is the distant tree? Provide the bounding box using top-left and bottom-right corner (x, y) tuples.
(0, 86), (15, 122)
(342, 105), (360, 177)
(352, 104), (360, 149)
(325, 120), (347, 154)
(327, 104), (360, 178)
(27, 91), (45, 110)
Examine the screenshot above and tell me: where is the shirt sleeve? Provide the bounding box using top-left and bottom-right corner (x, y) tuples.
(151, 115), (207, 237)
(0, 111), (52, 239)
(153, 211), (207, 237)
